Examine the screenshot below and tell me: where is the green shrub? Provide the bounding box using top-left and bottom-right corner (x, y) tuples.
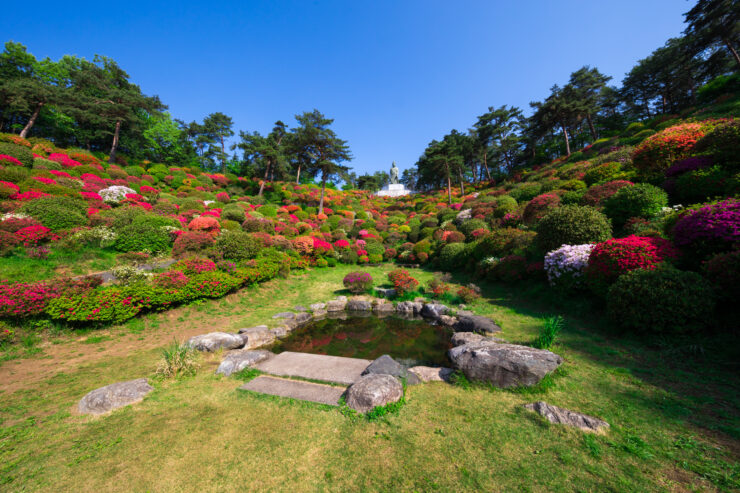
(509, 183), (541, 202)
(156, 341), (200, 378)
(584, 162), (622, 185)
(674, 165), (734, 203)
(215, 231), (261, 261)
(221, 204), (246, 223)
(536, 205), (612, 252)
(0, 142), (34, 167)
(472, 228), (536, 260)
(0, 165), (29, 183)
(606, 266), (715, 334)
(693, 120), (740, 170)
(114, 223), (172, 253)
(603, 183), (667, 227)
(493, 196), (517, 218)
(259, 204), (278, 217)
(132, 213), (180, 229)
(458, 218), (488, 239)
(561, 189), (586, 205)
(125, 165), (145, 177)
(438, 242), (466, 270)
(179, 198), (204, 212)
(32, 158), (62, 170)
(20, 196), (88, 231)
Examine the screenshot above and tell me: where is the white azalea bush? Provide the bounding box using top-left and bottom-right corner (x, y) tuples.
(99, 185), (136, 204)
(543, 243), (595, 289)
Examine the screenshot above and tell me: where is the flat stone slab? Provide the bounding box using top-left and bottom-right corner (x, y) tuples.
(78, 378), (153, 415)
(524, 401), (610, 433)
(255, 351), (371, 385)
(239, 376), (346, 406)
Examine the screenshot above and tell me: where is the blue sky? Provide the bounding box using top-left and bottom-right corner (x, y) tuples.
(2, 0), (691, 175)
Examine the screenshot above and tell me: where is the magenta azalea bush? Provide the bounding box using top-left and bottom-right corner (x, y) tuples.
(343, 271), (373, 294)
(672, 199), (740, 260)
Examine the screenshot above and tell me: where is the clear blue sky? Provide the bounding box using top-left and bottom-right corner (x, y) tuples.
(2, 0), (692, 175)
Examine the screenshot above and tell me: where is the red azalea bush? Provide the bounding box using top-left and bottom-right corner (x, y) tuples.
(387, 268), (419, 295)
(0, 154), (23, 166)
(216, 192), (230, 203)
(171, 257), (217, 275)
(343, 271), (373, 293)
(0, 230), (20, 255)
(0, 216), (40, 232)
(188, 215), (221, 237)
(581, 180), (634, 207)
(490, 255), (529, 282)
(632, 123), (707, 175)
(15, 225), (59, 246)
(172, 231), (215, 258)
(522, 193), (561, 224)
(0, 181), (20, 199)
(0, 277), (101, 318)
(153, 270), (190, 289)
(585, 235), (679, 295)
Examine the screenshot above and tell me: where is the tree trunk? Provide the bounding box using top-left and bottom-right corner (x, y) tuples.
(482, 151), (492, 181)
(295, 163), (302, 184)
(458, 168), (465, 196)
(108, 120), (122, 164)
(220, 135), (226, 173)
(19, 102), (43, 138)
(585, 114), (597, 141)
(560, 123), (571, 156)
(723, 37), (740, 70)
(318, 173), (326, 215)
(445, 162), (452, 205)
(258, 160), (271, 197)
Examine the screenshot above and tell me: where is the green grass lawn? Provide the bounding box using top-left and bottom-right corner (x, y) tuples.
(0, 264), (738, 491)
(0, 247), (118, 283)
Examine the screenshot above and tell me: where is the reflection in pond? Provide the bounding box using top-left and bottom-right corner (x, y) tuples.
(273, 314), (452, 366)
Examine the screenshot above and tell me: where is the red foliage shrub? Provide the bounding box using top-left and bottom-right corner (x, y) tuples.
(581, 180), (634, 207)
(632, 123), (707, 175)
(187, 215), (221, 237)
(172, 231), (215, 258)
(522, 193), (560, 224)
(387, 269), (419, 295)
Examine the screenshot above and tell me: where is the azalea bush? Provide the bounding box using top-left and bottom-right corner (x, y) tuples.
(632, 123), (708, 177)
(343, 271), (373, 294)
(585, 235), (679, 296)
(535, 205), (611, 253)
(544, 243), (595, 290)
(672, 199), (740, 261)
(603, 183), (668, 227)
(387, 269), (419, 296)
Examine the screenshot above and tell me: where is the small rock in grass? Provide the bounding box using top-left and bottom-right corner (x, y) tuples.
(272, 312), (295, 319)
(216, 350), (273, 376)
(345, 374), (403, 413)
(186, 332), (244, 352)
(294, 305), (307, 312)
(454, 314), (502, 335)
(78, 378), (153, 415)
(409, 366), (454, 383)
(524, 401), (610, 433)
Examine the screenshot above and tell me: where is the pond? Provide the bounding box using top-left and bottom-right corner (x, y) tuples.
(273, 314), (453, 367)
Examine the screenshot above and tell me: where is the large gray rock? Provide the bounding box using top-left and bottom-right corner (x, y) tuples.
(421, 303), (448, 319)
(524, 401), (610, 433)
(409, 366), (454, 383)
(373, 302), (395, 314)
(78, 378), (153, 415)
(286, 312), (312, 329)
(450, 332), (506, 347)
(309, 302), (326, 312)
(438, 315), (458, 327)
(186, 332), (244, 352)
(326, 297), (347, 312)
(449, 343), (562, 388)
(270, 326), (289, 339)
(237, 326), (275, 349)
(454, 315), (502, 335)
(345, 374), (403, 413)
(375, 287), (397, 298)
(361, 354), (420, 384)
(216, 350), (273, 376)
(346, 298), (372, 311)
(396, 301), (423, 315)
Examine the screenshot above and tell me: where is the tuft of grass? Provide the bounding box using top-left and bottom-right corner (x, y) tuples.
(232, 367), (262, 382)
(155, 341), (199, 379)
(533, 315), (563, 349)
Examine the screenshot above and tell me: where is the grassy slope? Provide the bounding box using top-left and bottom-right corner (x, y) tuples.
(0, 265), (738, 492)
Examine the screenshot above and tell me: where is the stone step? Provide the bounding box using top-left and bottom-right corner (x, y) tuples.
(239, 376), (346, 406)
(254, 351), (371, 385)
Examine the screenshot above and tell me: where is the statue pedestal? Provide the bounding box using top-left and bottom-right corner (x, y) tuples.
(376, 183), (411, 197)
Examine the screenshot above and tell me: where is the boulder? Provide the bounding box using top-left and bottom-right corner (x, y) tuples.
(362, 354), (421, 385)
(238, 326), (276, 349)
(449, 343), (562, 388)
(421, 303), (448, 319)
(78, 378), (153, 415)
(454, 315), (502, 335)
(186, 332), (244, 352)
(294, 305), (307, 312)
(345, 374), (404, 413)
(216, 350), (273, 376)
(409, 366), (454, 383)
(450, 332), (505, 347)
(375, 287), (397, 298)
(438, 315), (458, 327)
(347, 298), (372, 311)
(326, 297), (347, 312)
(309, 302), (326, 312)
(270, 326), (289, 339)
(396, 301), (423, 315)
(286, 312), (312, 329)
(524, 401), (610, 433)
(373, 302), (396, 314)
(455, 208), (472, 223)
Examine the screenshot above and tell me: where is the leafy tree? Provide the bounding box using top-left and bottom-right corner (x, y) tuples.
(568, 66), (611, 140)
(236, 120), (288, 196)
(290, 110), (352, 214)
(473, 105), (524, 176)
(684, 0), (740, 70)
(530, 85), (581, 156)
(201, 112), (234, 172)
(355, 171), (390, 191)
(142, 112), (187, 165)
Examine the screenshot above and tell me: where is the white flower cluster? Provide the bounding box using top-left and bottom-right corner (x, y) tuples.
(204, 200), (215, 206)
(544, 244), (595, 287)
(481, 256), (500, 267)
(99, 185), (136, 203)
(0, 212), (31, 221)
(73, 226), (117, 248)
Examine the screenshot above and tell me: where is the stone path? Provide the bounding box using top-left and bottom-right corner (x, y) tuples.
(239, 376), (346, 406)
(255, 351), (371, 385)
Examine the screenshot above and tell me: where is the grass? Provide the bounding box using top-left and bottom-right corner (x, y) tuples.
(0, 264), (738, 491)
(533, 315), (564, 349)
(0, 246), (118, 283)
